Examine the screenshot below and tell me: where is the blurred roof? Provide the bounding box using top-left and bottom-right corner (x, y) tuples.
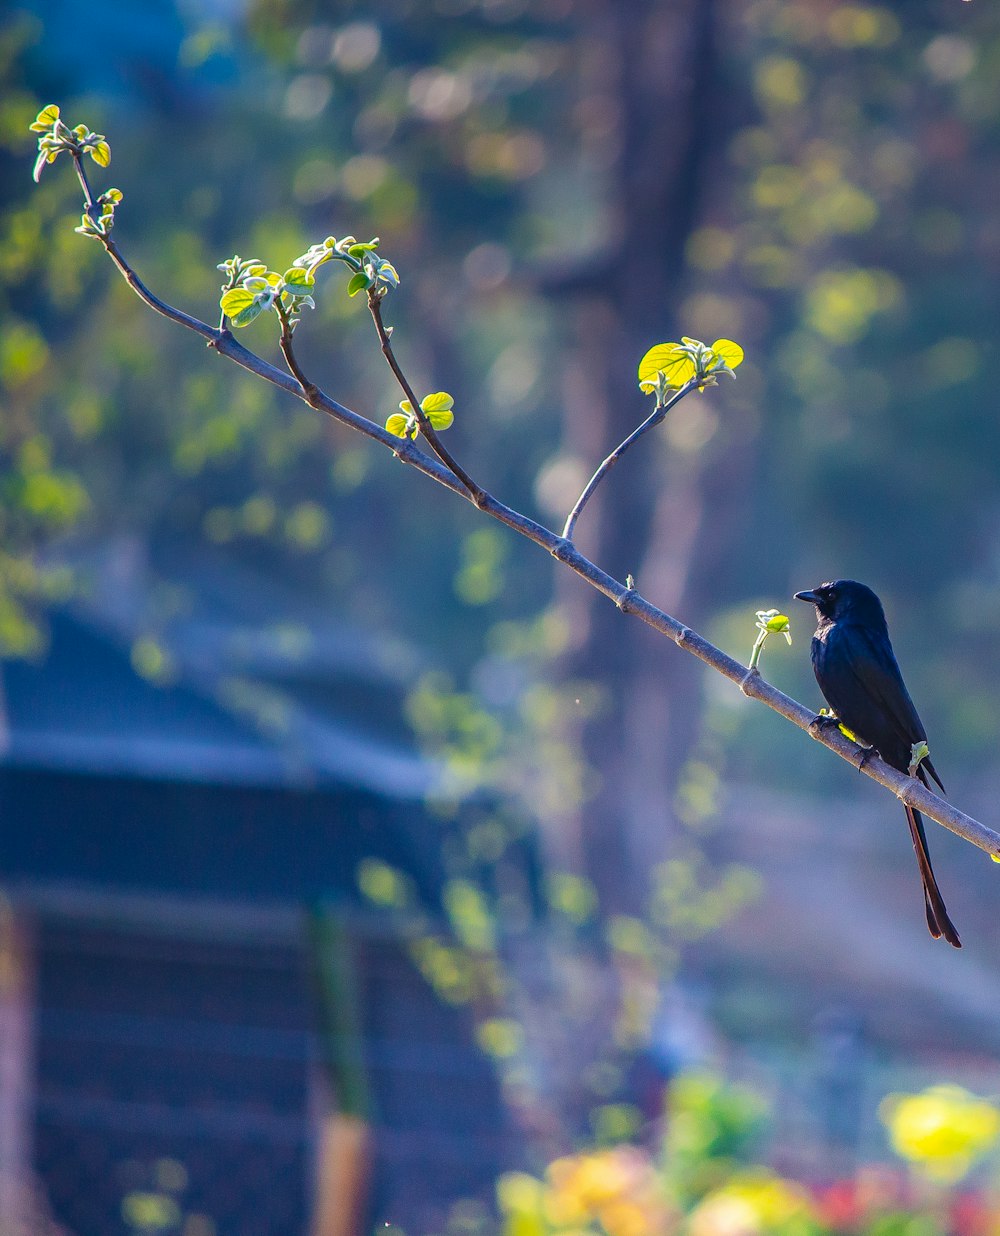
(1, 538), (436, 799)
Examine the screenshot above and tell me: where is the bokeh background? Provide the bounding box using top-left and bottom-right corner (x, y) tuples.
(3, 1), (1000, 1234)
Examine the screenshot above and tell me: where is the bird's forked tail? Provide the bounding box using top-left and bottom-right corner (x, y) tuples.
(904, 804), (961, 948)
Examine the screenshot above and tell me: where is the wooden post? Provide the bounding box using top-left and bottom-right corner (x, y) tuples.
(310, 1113), (371, 1236)
(0, 897), (35, 1233)
(306, 909), (372, 1236)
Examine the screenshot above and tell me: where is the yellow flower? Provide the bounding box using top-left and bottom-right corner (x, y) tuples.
(497, 1173), (548, 1236)
(542, 1149), (673, 1234)
(687, 1172), (818, 1236)
(880, 1085), (1000, 1183)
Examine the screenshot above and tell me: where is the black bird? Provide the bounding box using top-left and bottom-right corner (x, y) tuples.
(794, 579), (960, 948)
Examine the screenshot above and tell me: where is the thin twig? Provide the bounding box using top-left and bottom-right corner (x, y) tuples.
(276, 305), (320, 402)
(72, 154), (218, 344)
(367, 291), (489, 507)
(68, 189), (1000, 863)
(563, 378), (700, 541)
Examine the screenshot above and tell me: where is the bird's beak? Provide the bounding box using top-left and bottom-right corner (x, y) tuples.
(794, 589), (819, 604)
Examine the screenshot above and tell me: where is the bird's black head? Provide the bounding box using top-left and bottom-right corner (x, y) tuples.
(793, 579), (887, 627)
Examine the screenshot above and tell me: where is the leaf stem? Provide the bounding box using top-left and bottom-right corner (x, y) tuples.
(562, 378), (701, 541)
(367, 292), (489, 507)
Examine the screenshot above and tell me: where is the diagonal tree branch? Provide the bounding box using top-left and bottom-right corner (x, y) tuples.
(58, 156), (1000, 865)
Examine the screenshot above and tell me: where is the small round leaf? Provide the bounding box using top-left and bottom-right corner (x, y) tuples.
(385, 413), (414, 439)
(347, 271), (370, 297)
(220, 288), (268, 327)
(30, 105), (60, 132)
(637, 343), (696, 391)
(427, 409), (454, 431)
(711, 339), (744, 370)
(419, 392), (454, 414)
(283, 268), (314, 290)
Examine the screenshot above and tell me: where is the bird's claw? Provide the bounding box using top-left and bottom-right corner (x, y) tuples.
(855, 744), (878, 774)
(809, 714), (840, 737)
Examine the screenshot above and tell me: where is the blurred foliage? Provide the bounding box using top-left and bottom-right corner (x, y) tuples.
(356, 828), (758, 1143)
(491, 1075), (1000, 1236)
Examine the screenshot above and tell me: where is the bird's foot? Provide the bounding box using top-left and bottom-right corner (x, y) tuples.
(808, 713), (840, 738)
(855, 744), (878, 774)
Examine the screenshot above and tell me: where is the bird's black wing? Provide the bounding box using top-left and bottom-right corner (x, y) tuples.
(828, 624), (945, 791)
(840, 625), (926, 741)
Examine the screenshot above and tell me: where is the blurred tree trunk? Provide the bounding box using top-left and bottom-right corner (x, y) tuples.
(553, 0), (728, 910)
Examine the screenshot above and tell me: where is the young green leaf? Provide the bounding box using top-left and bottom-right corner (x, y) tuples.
(419, 392), (455, 431)
(88, 140), (111, 168)
(385, 413), (415, 439)
(220, 287), (267, 327)
(347, 271), (370, 297)
(419, 392), (454, 414)
(637, 342), (696, 392)
(30, 104), (60, 132)
(711, 339), (744, 370)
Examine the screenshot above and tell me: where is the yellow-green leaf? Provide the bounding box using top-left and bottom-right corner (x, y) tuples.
(711, 338), (744, 369)
(88, 140), (111, 168)
(220, 288), (267, 327)
(419, 392), (454, 414)
(30, 104), (60, 132)
(220, 288), (255, 316)
(283, 267), (314, 290)
(347, 271), (369, 297)
(637, 342), (696, 392)
(427, 409), (454, 431)
(398, 399), (414, 415)
(385, 413), (413, 439)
